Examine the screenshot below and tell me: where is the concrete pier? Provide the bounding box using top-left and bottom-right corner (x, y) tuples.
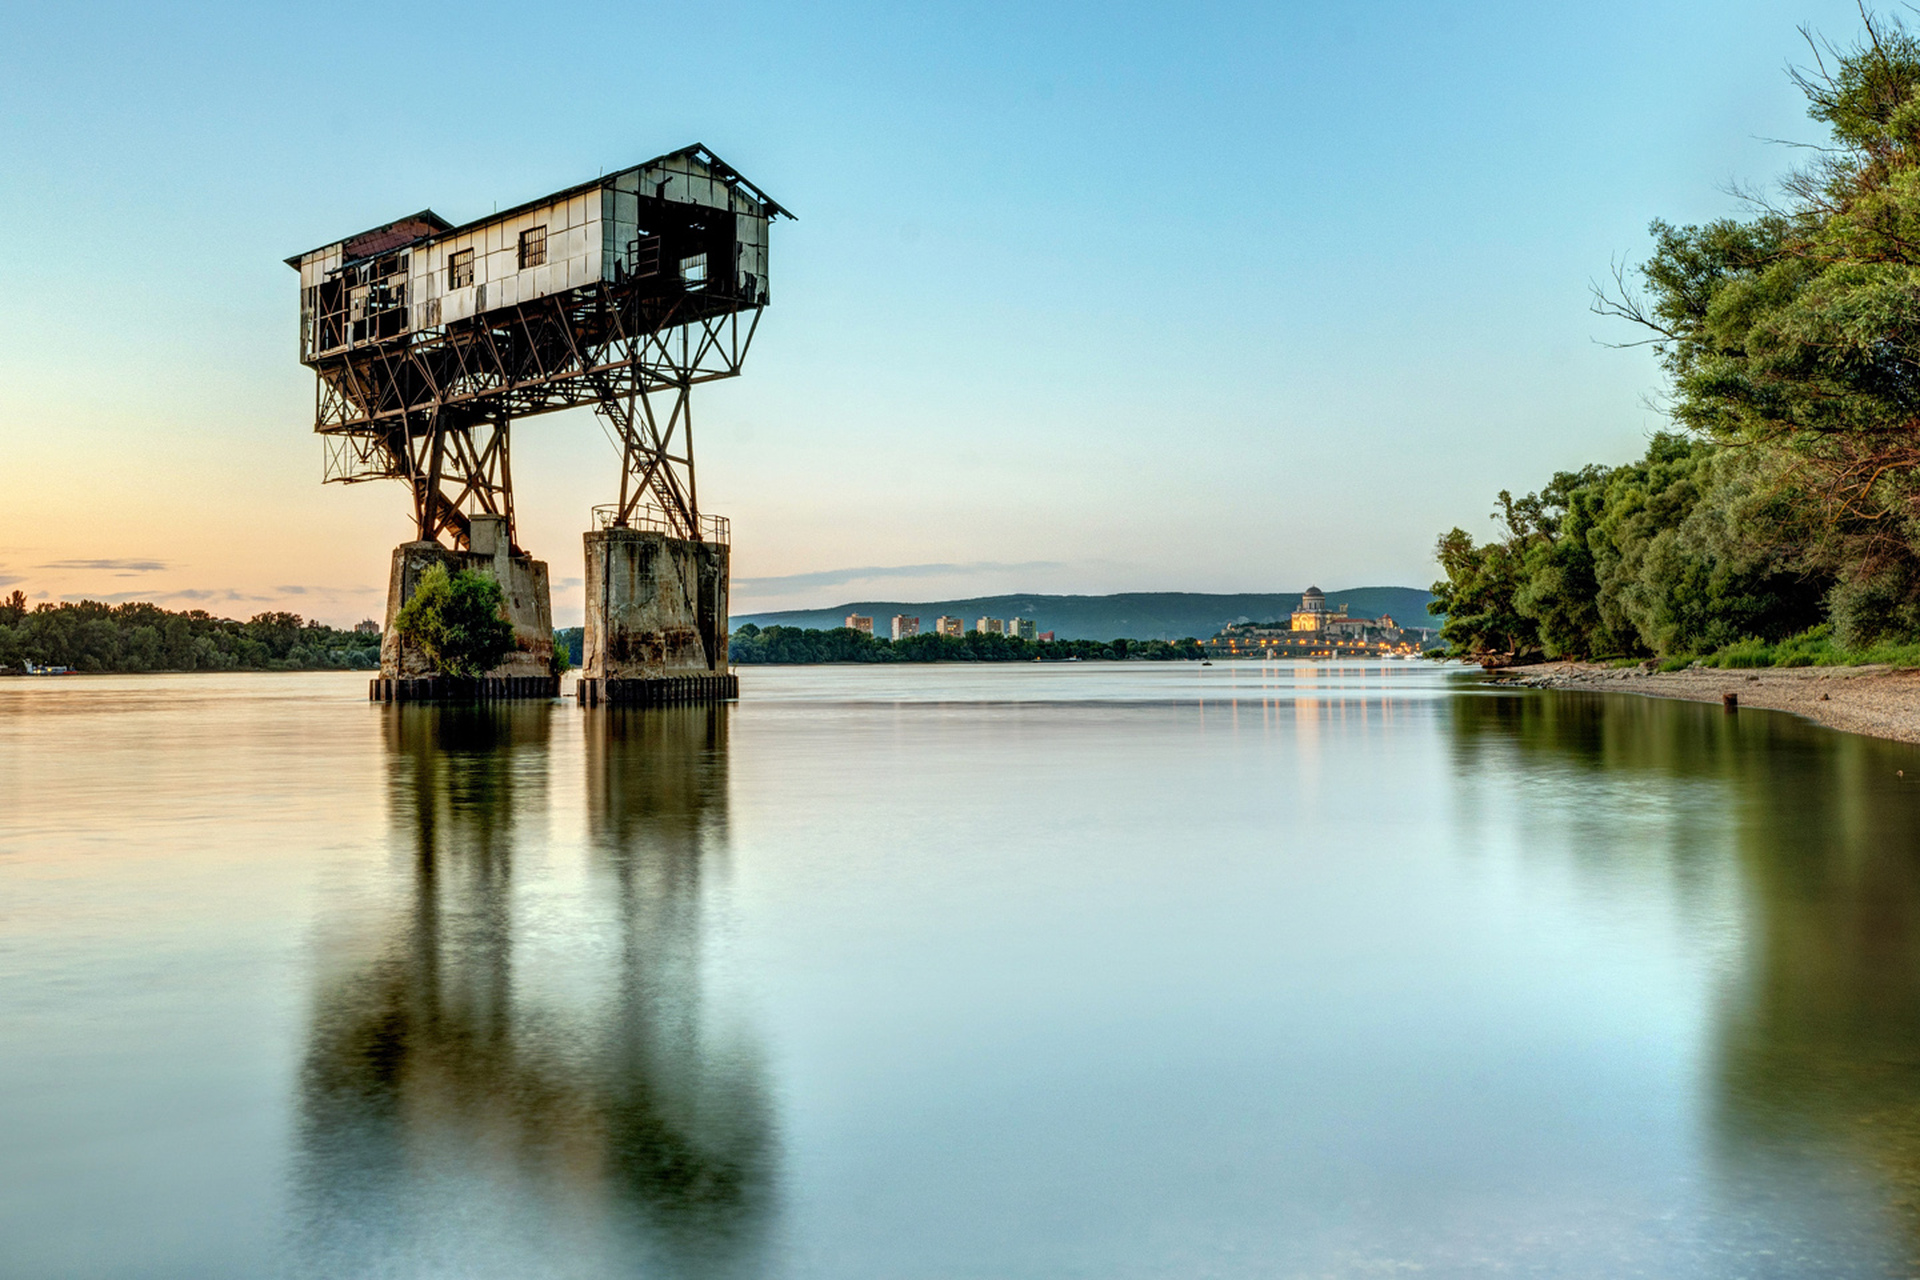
(578, 527), (735, 706)
(380, 514), (555, 700)
(371, 674), (560, 702)
(576, 673), (738, 706)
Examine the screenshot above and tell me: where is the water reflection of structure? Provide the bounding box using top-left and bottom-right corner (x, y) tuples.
(1448, 691), (1920, 1262)
(294, 702), (771, 1277)
(585, 705), (769, 1251)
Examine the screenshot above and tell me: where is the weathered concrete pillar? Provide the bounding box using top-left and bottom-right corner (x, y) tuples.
(379, 515), (555, 688)
(581, 528), (732, 703)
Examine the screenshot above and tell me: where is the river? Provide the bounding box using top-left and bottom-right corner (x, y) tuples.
(2, 662), (1918, 1278)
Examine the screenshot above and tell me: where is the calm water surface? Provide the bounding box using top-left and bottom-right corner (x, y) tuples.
(4, 662), (1920, 1277)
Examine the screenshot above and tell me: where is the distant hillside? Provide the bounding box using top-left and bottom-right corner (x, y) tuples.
(733, 589), (1438, 642)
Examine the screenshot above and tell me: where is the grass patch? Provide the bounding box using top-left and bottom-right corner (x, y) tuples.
(1686, 624), (1920, 669)
(1709, 637), (1774, 669)
(1452, 629), (1920, 669)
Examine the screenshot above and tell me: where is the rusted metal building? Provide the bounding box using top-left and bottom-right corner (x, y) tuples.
(288, 145), (789, 701)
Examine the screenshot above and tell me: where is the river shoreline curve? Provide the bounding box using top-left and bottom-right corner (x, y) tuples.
(1485, 660), (1920, 746)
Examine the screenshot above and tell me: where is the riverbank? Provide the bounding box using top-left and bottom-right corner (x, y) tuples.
(1487, 660), (1920, 745)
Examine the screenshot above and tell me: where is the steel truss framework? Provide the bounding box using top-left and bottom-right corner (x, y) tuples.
(310, 281), (760, 549)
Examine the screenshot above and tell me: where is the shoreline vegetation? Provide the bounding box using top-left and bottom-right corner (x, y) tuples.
(0, 593), (381, 674)
(1487, 661), (1920, 746)
(0, 598), (1209, 677)
(1432, 16), (1920, 683)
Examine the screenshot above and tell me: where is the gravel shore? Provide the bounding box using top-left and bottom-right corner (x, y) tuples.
(1485, 660), (1920, 745)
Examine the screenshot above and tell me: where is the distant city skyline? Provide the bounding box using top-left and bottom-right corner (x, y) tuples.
(742, 587), (1438, 643)
(0, 0), (1872, 626)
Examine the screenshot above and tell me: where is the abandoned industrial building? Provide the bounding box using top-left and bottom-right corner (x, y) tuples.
(286, 145), (789, 703)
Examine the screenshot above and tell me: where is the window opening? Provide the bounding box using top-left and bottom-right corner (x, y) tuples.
(518, 226), (546, 270)
(626, 235), (661, 279)
(448, 248), (474, 289)
(680, 252), (707, 289)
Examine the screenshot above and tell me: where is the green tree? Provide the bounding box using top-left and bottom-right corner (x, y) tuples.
(244, 611), (305, 659)
(392, 565), (516, 678)
(1597, 13), (1920, 641)
(1431, 434), (1830, 662)
(1429, 499), (1543, 659)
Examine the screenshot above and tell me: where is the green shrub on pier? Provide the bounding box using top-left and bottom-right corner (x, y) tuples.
(392, 566), (515, 679)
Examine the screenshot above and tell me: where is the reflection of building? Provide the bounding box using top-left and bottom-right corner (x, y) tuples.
(584, 706), (770, 1258)
(936, 616), (962, 638)
(294, 702), (772, 1274)
(845, 614), (873, 634)
(975, 617), (1004, 636)
(891, 615), (919, 641)
(1206, 586), (1418, 659)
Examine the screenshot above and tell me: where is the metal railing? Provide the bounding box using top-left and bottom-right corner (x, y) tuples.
(622, 235), (662, 280)
(592, 503), (730, 545)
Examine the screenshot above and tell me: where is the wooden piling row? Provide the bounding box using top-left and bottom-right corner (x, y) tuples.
(575, 674), (739, 706)
(370, 675), (561, 702)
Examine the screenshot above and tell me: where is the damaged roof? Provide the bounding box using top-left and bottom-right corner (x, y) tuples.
(284, 145), (792, 268)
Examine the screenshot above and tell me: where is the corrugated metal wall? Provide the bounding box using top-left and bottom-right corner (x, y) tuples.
(296, 151), (773, 359)
(418, 191), (600, 327)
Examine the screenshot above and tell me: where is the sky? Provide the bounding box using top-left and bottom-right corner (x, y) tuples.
(0, 0), (1880, 625)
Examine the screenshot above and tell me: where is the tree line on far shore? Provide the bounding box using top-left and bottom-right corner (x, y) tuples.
(0, 592), (381, 674)
(0, 591), (1205, 676)
(728, 624), (1205, 664)
(1435, 16), (1920, 670)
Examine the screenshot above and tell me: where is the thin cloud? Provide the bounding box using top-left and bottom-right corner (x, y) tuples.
(735, 560), (1065, 592)
(51, 584), (379, 608)
(86, 587), (275, 605)
(0, 575), (22, 588)
(170, 588), (274, 602)
(37, 558), (169, 573)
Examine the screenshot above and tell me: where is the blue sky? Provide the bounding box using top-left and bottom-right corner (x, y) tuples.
(0, 1), (1874, 623)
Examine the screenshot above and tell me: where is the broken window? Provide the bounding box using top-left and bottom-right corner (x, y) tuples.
(626, 235), (661, 279)
(448, 249), (474, 289)
(680, 252), (707, 288)
(518, 226), (546, 270)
